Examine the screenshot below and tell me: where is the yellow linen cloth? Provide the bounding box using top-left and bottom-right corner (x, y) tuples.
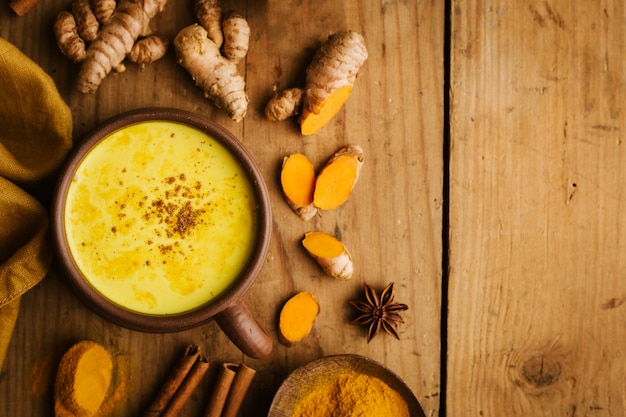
(0, 37), (73, 367)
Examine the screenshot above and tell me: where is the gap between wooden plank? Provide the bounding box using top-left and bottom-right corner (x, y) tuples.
(440, 0), (452, 416)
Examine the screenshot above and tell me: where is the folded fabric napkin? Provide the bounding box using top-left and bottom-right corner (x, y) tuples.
(0, 37), (73, 368)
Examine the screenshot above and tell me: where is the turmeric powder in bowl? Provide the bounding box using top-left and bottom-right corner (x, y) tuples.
(293, 370), (409, 417)
(268, 354), (425, 417)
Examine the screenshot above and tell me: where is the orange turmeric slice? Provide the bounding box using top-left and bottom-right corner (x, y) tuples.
(313, 144), (364, 211)
(278, 291), (320, 346)
(280, 153), (318, 221)
(300, 85), (352, 135)
(302, 231), (354, 280)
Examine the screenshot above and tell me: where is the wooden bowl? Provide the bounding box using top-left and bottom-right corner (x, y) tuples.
(268, 354), (426, 417)
(51, 108), (273, 358)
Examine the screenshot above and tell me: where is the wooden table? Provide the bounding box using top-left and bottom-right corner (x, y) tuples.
(1, 0), (624, 416)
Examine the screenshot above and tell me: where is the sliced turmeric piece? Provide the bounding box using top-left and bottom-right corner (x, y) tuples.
(300, 85), (352, 135)
(299, 31), (368, 135)
(313, 144), (364, 211)
(302, 231), (353, 280)
(280, 153), (318, 221)
(278, 291), (320, 346)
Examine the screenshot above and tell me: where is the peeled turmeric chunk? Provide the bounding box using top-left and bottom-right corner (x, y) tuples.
(299, 31), (368, 135)
(278, 291), (320, 346)
(300, 85), (352, 135)
(302, 231), (354, 280)
(280, 153), (318, 221)
(313, 144), (364, 211)
(54, 340), (113, 417)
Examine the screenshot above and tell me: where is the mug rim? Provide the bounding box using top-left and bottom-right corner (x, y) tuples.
(51, 107), (272, 332)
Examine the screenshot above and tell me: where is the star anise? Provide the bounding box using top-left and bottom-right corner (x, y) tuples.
(349, 282), (408, 342)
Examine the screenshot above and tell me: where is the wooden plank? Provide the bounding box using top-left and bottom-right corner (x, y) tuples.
(449, 1), (626, 415)
(0, 0), (444, 416)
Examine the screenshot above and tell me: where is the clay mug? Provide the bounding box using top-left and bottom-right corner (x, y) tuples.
(51, 108), (272, 358)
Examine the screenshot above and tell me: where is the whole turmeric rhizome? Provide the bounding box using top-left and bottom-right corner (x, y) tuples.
(265, 31), (368, 135)
(174, 0), (251, 122)
(53, 0), (169, 94)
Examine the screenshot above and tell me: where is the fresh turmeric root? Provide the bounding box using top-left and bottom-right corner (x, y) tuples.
(72, 0), (99, 42)
(92, 0), (116, 24)
(75, 0), (168, 93)
(278, 291), (320, 346)
(302, 231), (354, 280)
(128, 34), (169, 69)
(194, 0), (223, 48)
(174, 24), (248, 122)
(313, 144), (364, 210)
(54, 11), (87, 63)
(300, 31), (368, 135)
(221, 10), (249, 64)
(174, 1), (250, 122)
(264, 31), (368, 135)
(265, 87), (303, 122)
(280, 153), (317, 221)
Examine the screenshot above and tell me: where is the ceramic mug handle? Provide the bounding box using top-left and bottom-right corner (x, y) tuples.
(215, 298), (273, 358)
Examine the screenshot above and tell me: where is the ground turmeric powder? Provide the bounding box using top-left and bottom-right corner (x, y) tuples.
(54, 340), (113, 417)
(292, 370), (410, 417)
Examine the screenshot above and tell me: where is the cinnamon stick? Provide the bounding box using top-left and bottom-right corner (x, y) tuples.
(162, 356), (210, 417)
(221, 363), (256, 417)
(144, 344), (201, 417)
(203, 363), (237, 417)
(219, 363), (256, 417)
(8, 0), (40, 16)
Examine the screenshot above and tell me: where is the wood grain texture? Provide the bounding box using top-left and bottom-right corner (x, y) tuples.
(449, 1), (626, 415)
(0, 0), (443, 416)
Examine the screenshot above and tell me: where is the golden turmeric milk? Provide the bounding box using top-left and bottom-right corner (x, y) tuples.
(64, 121), (257, 314)
(292, 370), (410, 417)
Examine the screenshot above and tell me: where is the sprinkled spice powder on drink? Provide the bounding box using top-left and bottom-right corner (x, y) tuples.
(138, 175), (207, 240)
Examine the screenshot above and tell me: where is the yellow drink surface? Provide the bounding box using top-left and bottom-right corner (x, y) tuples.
(64, 121), (258, 315)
